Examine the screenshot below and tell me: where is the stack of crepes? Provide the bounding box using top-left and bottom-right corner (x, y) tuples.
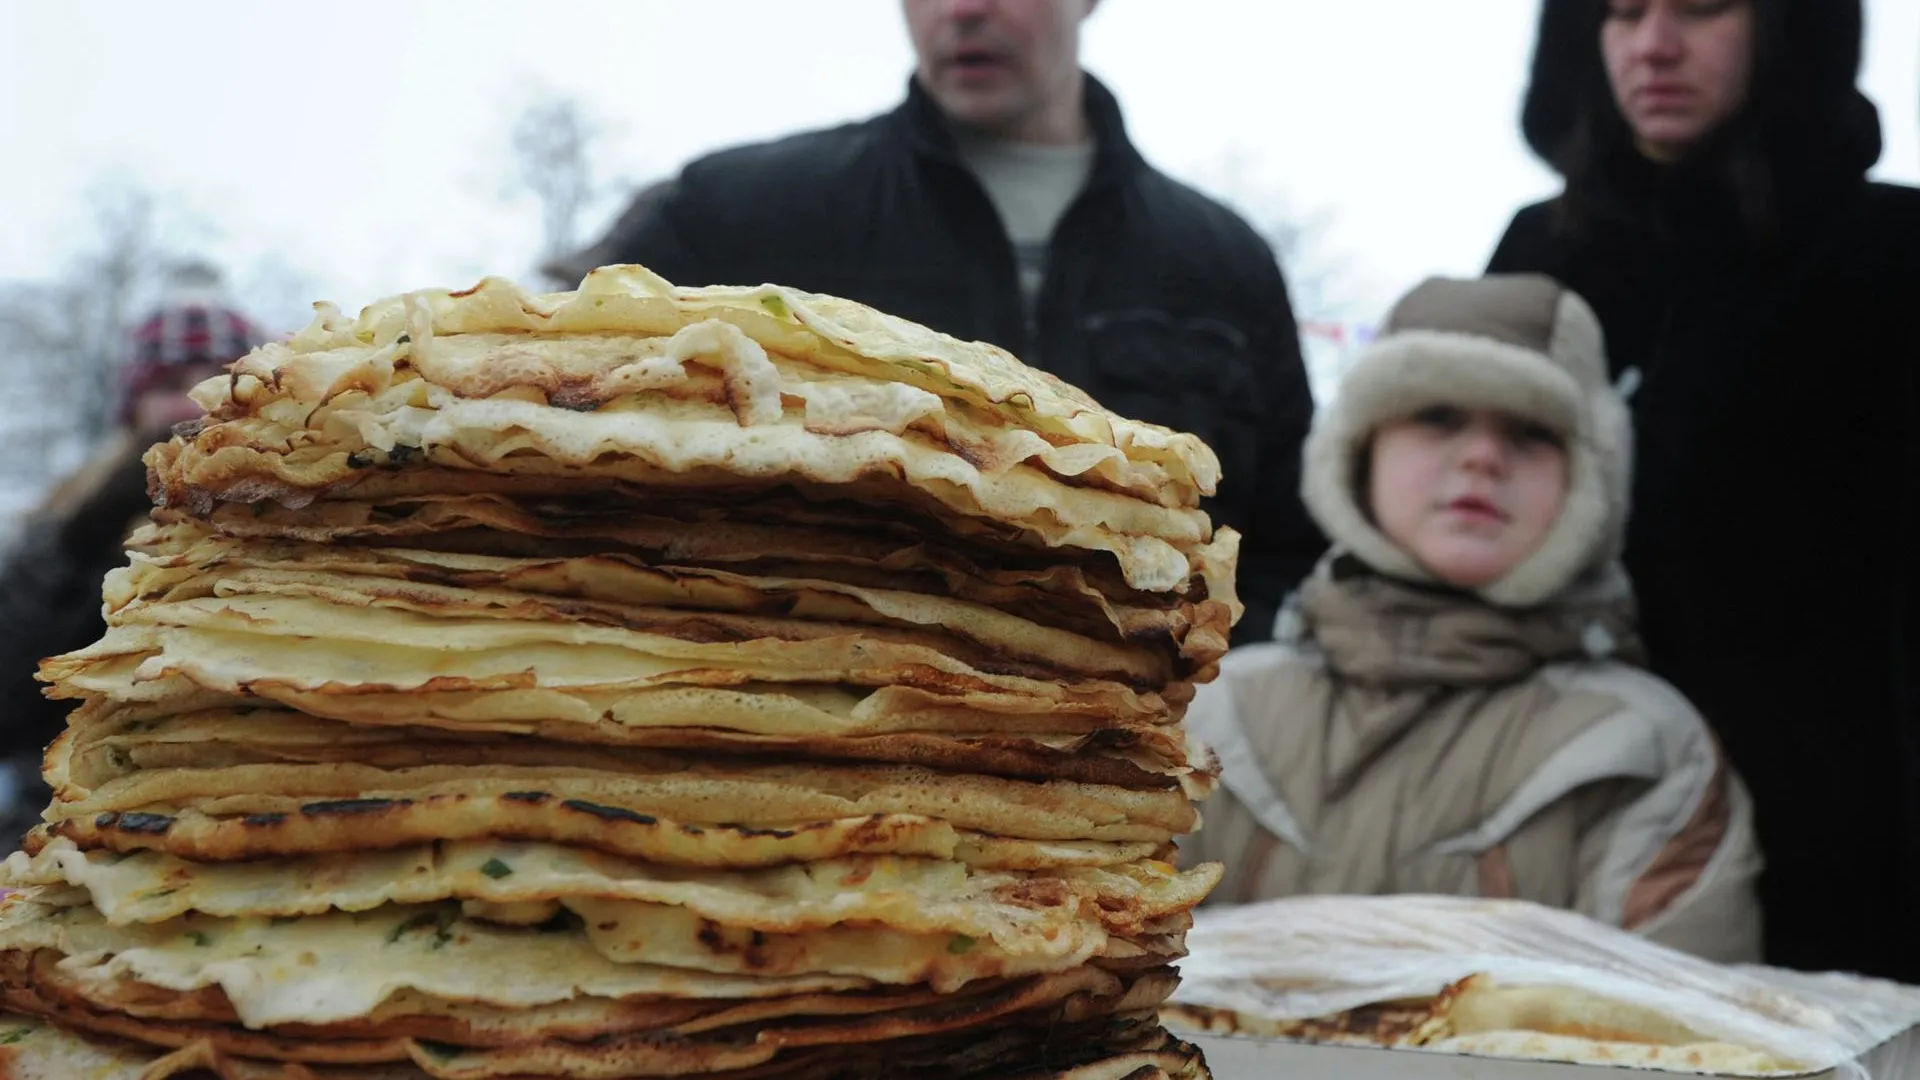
(0, 265), (1233, 1080)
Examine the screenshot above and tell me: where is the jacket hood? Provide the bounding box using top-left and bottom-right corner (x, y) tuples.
(1520, 0), (1881, 215)
(1301, 274), (1632, 609)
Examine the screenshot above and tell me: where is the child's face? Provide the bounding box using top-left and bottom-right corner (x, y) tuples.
(1368, 405), (1569, 590)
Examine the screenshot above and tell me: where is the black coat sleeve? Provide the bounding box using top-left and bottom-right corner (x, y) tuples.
(1906, 329), (1920, 754)
(0, 520), (89, 751)
(1230, 254), (1326, 645)
(0, 450), (148, 759)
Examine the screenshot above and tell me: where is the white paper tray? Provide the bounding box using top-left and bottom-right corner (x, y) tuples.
(1190, 1027), (1920, 1080)
(1174, 898), (1920, 1078)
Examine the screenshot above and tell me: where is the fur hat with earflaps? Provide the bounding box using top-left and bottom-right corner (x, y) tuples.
(1301, 274), (1632, 609)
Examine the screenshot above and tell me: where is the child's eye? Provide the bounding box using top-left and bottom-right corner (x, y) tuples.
(1607, 1), (1649, 20)
(1411, 405), (1467, 430)
(1509, 421), (1564, 450)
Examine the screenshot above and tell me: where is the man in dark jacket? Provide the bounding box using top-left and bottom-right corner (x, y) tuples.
(573, 0), (1324, 643)
(1489, 0), (1920, 980)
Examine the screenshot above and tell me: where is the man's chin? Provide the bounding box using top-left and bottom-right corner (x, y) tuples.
(932, 89), (1025, 134)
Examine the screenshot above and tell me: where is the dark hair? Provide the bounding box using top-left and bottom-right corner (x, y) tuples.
(1518, 0), (1879, 246)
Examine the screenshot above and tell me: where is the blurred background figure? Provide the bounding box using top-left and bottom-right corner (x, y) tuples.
(0, 260), (264, 847)
(568, 0), (1328, 645)
(1488, 0), (1920, 981)
(121, 262), (258, 435)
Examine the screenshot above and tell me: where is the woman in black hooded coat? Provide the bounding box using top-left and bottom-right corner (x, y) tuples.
(1489, 0), (1920, 980)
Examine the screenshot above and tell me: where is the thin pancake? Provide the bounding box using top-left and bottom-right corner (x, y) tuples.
(28, 801), (1164, 871)
(156, 278), (1225, 593)
(0, 900), (869, 1027)
(47, 601), (1180, 718)
(393, 974), (1179, 1080)
(1160, 999), (1445, 1047)
(109, 526), (1178, 683)
(0, 1007), (1208, 1080)
(0, 962), (1175, 1076)
(149, 488), (1231, 661)
(0, 1010), (427, 1079)
(261, 267), (1217, 496)
(55, 706), (1208, 797)
(4, 948), (1151, 1047)
(0, 1006), (1190, 1080)
(164, 475), (1222, 632)
(6, 839), (1215, 945)
(44, 750), (1197, 845)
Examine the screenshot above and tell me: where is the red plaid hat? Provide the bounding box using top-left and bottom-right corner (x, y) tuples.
(132, 303), (262, 369)
(119, 303), (265, 424)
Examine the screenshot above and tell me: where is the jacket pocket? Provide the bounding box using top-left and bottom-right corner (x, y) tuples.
(1080, 308), (1266, 491)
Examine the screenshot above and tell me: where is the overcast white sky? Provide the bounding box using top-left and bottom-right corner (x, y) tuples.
(4, 0), (1917, 333)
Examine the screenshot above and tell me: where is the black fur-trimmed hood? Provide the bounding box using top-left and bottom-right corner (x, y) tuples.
(1518, 0), (1882, 224)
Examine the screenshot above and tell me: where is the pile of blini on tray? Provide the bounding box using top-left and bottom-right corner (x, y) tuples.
(0, 266), (1235, 1080)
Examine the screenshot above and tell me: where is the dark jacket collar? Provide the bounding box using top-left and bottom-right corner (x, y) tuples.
(891, 71), (1145, 191)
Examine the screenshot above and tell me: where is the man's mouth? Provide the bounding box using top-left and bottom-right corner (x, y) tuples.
(949, 48), (1007, 75)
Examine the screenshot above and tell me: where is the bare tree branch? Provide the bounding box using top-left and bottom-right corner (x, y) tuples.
(0, 181), (182, 508)
(68, 185), (161, 437)
(510, 94), (599, 286)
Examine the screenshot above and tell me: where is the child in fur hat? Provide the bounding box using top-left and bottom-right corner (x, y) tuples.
(1181, 274), (1761, 962)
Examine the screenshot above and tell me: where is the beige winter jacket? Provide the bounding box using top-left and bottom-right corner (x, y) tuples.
(1181, 557), (1763, 963)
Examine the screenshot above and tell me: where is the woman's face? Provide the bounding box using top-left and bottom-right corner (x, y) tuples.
(1601, 0), (1755, 160)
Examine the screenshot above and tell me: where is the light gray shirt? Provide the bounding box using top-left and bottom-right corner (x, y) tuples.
(953, 132), (1095, 308)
